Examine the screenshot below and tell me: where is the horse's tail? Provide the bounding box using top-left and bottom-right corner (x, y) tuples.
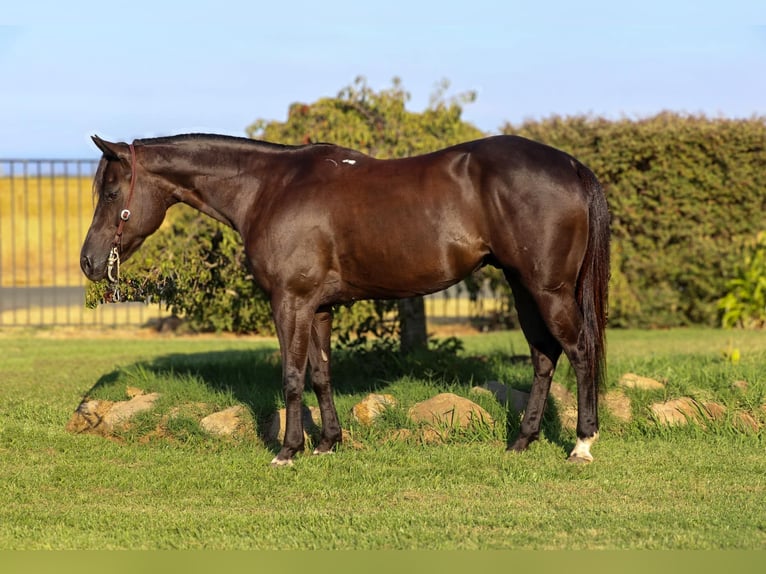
(576, 164), (610, 390)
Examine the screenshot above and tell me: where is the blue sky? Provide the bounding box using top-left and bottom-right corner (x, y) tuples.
(2, 1), (764, 158)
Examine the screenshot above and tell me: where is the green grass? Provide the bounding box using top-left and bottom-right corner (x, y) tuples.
(0, 328), (764, 549)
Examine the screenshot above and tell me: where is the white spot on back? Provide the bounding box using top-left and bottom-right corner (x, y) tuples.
(342, 159), (356, 165)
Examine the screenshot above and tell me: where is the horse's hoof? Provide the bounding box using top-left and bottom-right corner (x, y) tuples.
(566, 454), (593, 464)
(568, 433), (598, 463)
(507, 438), (531, 453)
(312, 448), (335, 456)
(270, 456), (294, 467)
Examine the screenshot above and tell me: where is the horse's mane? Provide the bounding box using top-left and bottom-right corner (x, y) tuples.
(135, 133), (327, 152)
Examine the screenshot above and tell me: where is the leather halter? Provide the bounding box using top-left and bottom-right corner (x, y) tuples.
(113, 142), (137, 250)
(106, 142), (136, 288)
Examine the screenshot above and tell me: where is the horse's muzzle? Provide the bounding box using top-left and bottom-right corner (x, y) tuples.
(80, 253), (106, 282)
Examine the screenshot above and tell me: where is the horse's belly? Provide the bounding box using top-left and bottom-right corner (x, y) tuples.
(336, 235), (486, 299)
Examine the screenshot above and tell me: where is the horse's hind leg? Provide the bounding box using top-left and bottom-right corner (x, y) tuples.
(307, 309), (342, 454)
(508, 276), (599, 462)
(506, 277), (562, 452)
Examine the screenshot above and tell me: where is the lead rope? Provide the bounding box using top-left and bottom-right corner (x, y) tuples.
(105, 142), (137, 302)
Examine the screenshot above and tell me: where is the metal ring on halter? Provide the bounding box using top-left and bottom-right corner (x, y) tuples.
(120, 209), (131, 221)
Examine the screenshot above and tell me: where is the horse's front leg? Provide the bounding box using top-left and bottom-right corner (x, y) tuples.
(271, 295), (314, 466)
(308, 309), (342, 454)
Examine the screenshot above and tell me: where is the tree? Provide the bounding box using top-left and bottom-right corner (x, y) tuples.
(248, 76), (485, 351)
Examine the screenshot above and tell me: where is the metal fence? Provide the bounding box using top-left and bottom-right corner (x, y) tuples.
(0, 159), (168, 327)
(0, 158), (505, 329)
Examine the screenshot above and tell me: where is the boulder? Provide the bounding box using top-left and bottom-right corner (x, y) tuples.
(549, 382), (577, 430)
(471, 381), (529, 412)
(619, 373), (665, 390)
(200, 405), (251, 437)
(603, 390), (632, 422)
(408, 393), (493, 428)
(650, 397), (701, 426)
(66, 392), (160, 436)
(701, 401), (727, 421)
(731, 380), (748, 392)
(351, 393), (397, 426)
(732, 411), (760, 434)
(265, 405), (321, 446)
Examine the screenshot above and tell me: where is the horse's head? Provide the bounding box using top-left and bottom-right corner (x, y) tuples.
(80, 136), (169, 282)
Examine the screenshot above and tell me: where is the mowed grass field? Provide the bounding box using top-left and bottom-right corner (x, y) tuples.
(0, 327), (764, 549)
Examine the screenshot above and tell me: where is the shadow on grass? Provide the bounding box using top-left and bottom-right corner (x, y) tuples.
(81, 340), (571, 454)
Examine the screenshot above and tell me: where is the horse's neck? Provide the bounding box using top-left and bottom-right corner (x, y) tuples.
(174, 186), (238, 228)
(161, 152), (263, 231)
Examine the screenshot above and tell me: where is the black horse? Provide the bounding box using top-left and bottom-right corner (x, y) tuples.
(81, 134), (610, 465)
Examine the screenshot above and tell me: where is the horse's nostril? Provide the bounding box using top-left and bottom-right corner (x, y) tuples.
(80, 254), (93, 274)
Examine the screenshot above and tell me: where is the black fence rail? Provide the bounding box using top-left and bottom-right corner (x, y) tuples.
(1, 158), (505, 330)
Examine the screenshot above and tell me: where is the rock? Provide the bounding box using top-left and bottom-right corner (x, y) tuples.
(731, 380), (748, 392)
(470, 386), (494, 399)
(619, 373), (665, 390)
(419, 427), (445, 445)
(472, 381), (529, 413)
(66, 393), (161, 435)
(702, 402), (761, 433)
(549, 382), (577, 430)
(603, 390), (632, 422)
(732, 411), (760, 434)
(200, 405), (250, 437)
(650, 397), (701, 426)
(351, 393), (397, 426)
(507, 389), (530, 413)
(473, 380), (507, 403)
(385, 428), (413, 443)
(125, 386), (145, 398)
(549, 382), (575, 407)
(265, 405), (321, 446)
(701, 401), (727, 421)
(66, 399), (114, 434)
(103, 393), (160, 429)
(408, 393), (493, 428)
(341, 429), (366, 450)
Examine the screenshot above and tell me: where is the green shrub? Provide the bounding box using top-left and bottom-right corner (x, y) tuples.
(718, 232), (766, 329)
(86, 206), (275, 334)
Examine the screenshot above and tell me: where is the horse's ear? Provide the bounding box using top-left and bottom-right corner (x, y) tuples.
(91, 135), (126, 160)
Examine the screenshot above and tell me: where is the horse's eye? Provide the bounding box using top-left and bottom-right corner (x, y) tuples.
(103, 187), (120, 202)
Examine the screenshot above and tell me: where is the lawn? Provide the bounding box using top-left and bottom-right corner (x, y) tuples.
(0, 327), (764, 549)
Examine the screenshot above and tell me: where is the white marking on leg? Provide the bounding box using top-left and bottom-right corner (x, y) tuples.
(270, 456), (294, 467)
(312, 448), (335, 456)
(569, 432), (599, 462)
(320, 349), (328, 362)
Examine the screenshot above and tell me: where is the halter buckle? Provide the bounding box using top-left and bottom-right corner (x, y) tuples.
(120, 209), (131, 221)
